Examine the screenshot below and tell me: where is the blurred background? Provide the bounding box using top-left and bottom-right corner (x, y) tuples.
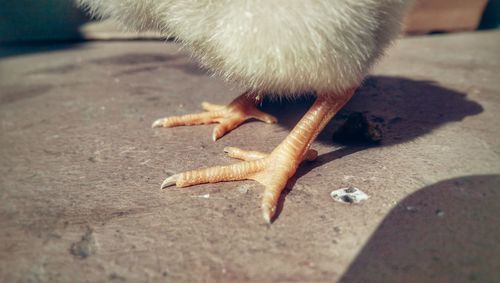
(0, 0), (499, 44)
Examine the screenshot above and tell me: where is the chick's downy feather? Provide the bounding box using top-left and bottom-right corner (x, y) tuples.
(78, 0), (410, 95)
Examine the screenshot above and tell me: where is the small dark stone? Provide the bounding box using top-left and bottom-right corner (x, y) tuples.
(332, 112), (383, 145)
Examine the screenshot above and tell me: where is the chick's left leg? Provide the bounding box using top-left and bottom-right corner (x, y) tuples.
(152, 92), (277, 141)
(162, 91), (354, 223)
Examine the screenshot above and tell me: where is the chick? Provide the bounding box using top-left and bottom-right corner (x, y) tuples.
(78, 0), (411, 223)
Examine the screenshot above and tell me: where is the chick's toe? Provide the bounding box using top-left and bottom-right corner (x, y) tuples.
(152, 92), (277, 141)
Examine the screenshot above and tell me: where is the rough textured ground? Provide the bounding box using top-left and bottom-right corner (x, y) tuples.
(1, 31), (499, 283)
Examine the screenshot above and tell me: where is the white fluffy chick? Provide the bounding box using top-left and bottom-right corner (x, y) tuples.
(78, 0), (411, 223)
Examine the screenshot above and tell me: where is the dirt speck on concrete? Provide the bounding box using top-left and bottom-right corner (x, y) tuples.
(69, 228), (96, 259)
(109, 272), (126, 281)
(331, 187), (370, 204)
(435, 209), (445, 217)
(237, 184), (251, 194)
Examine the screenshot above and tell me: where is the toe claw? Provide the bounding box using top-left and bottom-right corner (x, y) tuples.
(263, 115), (278, 124)
(152, 119), (164, 128)
(262, 204), (274, 224)
(212, 128), (221, 141)
(161, 174), (179, 189)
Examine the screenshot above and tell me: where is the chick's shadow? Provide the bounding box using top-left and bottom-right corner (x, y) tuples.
(260, 76), (484, 221)
(339, 175), (500, 283)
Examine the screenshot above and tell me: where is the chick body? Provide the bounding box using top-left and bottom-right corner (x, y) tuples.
(78, 0), (410, 96)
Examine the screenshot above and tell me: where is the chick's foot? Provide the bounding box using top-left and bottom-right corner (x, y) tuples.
(152, 92), (277, 141)
(161, 146), (318, 223)
(161, 93), (353, 223)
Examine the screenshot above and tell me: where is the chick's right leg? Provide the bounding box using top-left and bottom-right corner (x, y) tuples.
(152, 92), (277, 141)
(161, 93), (354, 223)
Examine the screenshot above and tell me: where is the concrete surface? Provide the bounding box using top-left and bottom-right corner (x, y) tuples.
(0, 31), (499, 282)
